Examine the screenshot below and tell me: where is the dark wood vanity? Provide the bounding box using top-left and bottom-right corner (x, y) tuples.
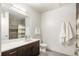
(2, 41), (40, 56)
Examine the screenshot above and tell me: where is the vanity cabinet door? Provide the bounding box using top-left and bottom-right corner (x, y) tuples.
(32, 41), (40, 56)
(17, 47), (23, 56)
(22, 41), (40, 56)
(32, 46), (39, 56)
(2, 49), (18, 56)
(22, 44), (32, 56)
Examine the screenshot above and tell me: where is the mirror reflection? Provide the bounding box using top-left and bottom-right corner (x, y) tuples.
(9, 10), (25, 39)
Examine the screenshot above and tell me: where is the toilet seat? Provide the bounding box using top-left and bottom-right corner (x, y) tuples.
(40, 43), (47, 52)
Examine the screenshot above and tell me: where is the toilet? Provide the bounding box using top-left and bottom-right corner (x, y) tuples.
(40, 43), (47, 52)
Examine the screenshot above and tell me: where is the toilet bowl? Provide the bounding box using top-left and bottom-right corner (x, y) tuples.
(40, 43), (47, 52)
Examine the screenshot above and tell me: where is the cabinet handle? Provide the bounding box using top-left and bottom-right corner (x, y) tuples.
(9, 51), (16, 54)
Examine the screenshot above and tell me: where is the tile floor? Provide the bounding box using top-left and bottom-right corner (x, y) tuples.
(39, 50), (69, 56)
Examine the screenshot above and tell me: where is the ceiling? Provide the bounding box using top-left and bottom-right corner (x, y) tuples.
(1, 3), (72, 13)
(26, 3), (71, 13)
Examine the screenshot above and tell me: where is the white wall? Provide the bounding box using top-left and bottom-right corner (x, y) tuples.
(1, 12), (9, 40)
(0, 5), (1, 55)
(41, 4), (76, 55)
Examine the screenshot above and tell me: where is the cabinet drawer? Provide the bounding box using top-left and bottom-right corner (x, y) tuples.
(2, 48), (18, 56)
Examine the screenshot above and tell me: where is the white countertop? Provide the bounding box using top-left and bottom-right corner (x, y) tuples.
(1, 39), (40, 52)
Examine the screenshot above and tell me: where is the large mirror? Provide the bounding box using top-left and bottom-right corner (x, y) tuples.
(9, 10), (25, 39)
(1, 4), (28, 41)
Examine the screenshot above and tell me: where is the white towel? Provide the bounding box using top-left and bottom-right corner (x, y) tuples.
(59, 22), (73, 45)
(59, 22), (66, 44)
(65, 22), (73, 43)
